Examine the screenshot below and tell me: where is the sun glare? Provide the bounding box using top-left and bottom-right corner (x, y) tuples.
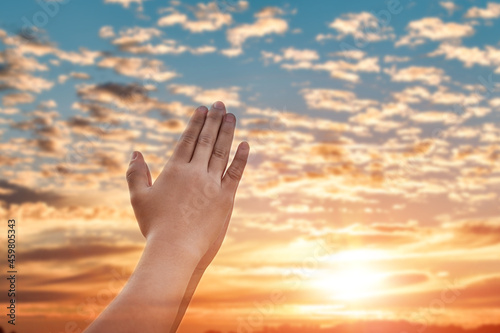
(315, 267), (384, 300)
(312, 250), (386, 301)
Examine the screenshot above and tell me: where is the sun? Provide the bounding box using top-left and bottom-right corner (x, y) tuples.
(311, 250), (386, 301)
(322, 267), (383, 300)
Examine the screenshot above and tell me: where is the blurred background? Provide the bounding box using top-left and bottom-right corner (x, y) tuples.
(1, 0), (500, 332)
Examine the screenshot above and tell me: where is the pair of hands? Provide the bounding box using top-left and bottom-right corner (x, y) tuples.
(126, 100), (249, 270)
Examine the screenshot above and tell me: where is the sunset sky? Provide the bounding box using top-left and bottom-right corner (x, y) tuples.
(1, 0), (500, 332)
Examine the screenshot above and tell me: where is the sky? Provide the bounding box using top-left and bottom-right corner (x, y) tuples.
(1, 0), (500, 332)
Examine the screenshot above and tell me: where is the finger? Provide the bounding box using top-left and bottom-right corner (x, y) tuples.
(208, 113), (236, 178)
(191, 101), (226, 166)
(126, 151), (151, 202)
(222, 141), (249, 194)
(171, 106), (208, 163)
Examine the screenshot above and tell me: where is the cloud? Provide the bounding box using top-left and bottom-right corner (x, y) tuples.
(157, 12), (189, 26)
(8, 106), (72, 156)
(2, 290), (77, 303)
(76, 82), (190, 118)
(349, 108), (403, 132)
(115, 39), (217, 55)
(277, 57), (380, 83)
(332, 49), (366, 60)
(215, 0), (249, 13)
(70, 72), (91, 80)
(261, 46), (378, 82)
(201, 323), (500, 333)
(301, 88), (377, 112)
(58, 71), (91, 84)
(431, 90), (466, 105)
(112, 27), (162, 46)
(168, 84), (242, 107)
(158, 3), (233, 32)
(226, 6), (288, 49)
(260, 47), (320, 66)
(310, 57), (379, 82)
(0, 49), (53, 93)
(1, 34), (55, 56)
(327, 12), (395, 42)
(39, 264), (131, 286)
(189, 45), (217, 54)
(98, 56), (177, 82)
(460, 276), (500, 306)
(103, 26), (216, 55)
(0, 202), (134, 224)
(220, 47), (243, 57)
(429, 43), (500, 72)
(261, 50), (284, 64)
(55, 48), (102, 65)
(21, 243), (142, 262)
(315, 33), (336, 43)
(444, 219), (500, 247)
(0, 179), (64, 206)
(384, 55), (411, 63)
(2, 92), (34, 106)
(77, 82), (148, 106)
(440, 1), (458, 15)
(282, 47), (319, 62)
(99, 25), (115, 39)
(465, 2), (500, 19)
(1, 31), (101, 65)
(245, 106), (349, 133)
(104, 0), (145, 10)
(410, 111), (458, 124)
(393, 86), (479, 107)
(381, 272), (429, 288)
(396, 17), (474, 47)
(386, 66), (449, 85)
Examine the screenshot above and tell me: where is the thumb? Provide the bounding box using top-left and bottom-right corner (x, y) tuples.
(126, 151), (151, 198)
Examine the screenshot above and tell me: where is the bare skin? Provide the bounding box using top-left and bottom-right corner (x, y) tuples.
(84, 101), (249, 333)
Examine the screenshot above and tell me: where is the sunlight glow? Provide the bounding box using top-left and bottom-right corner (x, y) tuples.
(311, 250), (386, 301)
(314, 267), (384, 300)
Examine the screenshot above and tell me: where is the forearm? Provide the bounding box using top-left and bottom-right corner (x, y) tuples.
(84, 235), (200, 333)
(170, 268), (205, 333)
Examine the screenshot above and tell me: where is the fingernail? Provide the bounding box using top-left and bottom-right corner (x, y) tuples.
(213, 101), (225, 109)
(131, 151), (138, 160)
(225, 113), (235, 123)
(197, 106), (208, 114)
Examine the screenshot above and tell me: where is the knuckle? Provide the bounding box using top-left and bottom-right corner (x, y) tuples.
(191, 114), (205, 126)
(221, 125), (234, 135)
(129, 192), (138, 204)
(129, 193), (142, 206)
(236, 153), (248, 164)
(227, 166), (242, 181)
(181, 132), (197, 145)
(126, 168), (138, 183)
(198, 134), (214, 146)
(212, 146), (228, 159)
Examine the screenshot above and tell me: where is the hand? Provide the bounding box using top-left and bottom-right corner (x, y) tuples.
(125, 101), (249, 260)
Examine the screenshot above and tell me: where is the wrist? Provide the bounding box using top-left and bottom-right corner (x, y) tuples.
(145, 231), (203, 265)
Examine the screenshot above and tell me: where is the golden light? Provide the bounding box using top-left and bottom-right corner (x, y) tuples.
(312, 249), (386, 301)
